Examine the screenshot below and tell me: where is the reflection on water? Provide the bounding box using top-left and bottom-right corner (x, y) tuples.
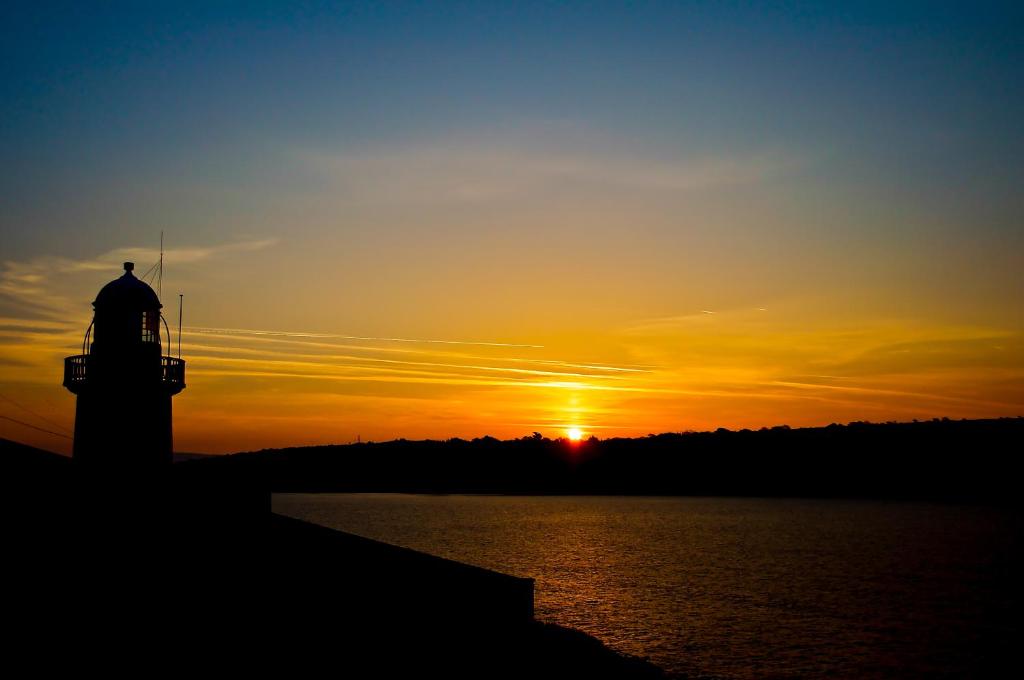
(273, 494), (1020, 679)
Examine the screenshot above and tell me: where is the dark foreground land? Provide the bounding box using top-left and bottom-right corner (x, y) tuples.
(4, 438), (663, 679)
(202, 418), (1022, 503)
(6, 418), (1019, 677)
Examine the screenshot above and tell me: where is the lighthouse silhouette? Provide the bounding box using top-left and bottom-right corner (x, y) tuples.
(63, 262), (185, 468)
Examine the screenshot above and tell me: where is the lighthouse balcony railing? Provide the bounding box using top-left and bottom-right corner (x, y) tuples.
(63, 354), (186, 390)
(63, 354), (89, 387)
(161, 356), (186, 387)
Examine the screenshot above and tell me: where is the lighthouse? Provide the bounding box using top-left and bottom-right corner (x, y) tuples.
(63, 262), (185, 468)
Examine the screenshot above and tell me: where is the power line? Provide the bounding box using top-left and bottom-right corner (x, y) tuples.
(0, 415), (73, 440)
(0, 393), (72, 435)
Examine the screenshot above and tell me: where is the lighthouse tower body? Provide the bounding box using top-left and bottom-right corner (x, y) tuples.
(63, 262), (185, 469)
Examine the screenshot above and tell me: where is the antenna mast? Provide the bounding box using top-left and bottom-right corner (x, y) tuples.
(158, 231), (164, 300)
(178, 294), (183, 359)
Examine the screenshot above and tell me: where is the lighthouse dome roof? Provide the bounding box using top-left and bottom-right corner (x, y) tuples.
(93, 262), (162, 311)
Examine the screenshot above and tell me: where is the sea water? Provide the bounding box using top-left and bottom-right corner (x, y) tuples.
(273, 494), (1020, 678)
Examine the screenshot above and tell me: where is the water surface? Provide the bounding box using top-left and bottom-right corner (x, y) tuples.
(273, 494), (1019, 678)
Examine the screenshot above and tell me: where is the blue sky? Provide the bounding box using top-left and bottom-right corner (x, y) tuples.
(3, 2), (1021, 254)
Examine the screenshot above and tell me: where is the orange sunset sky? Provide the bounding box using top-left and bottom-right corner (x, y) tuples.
(2, 4), (1022, 453)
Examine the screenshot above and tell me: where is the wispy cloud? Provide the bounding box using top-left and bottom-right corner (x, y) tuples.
(299, 134), (798, 206)
(0, 238), (277, 319)
(623, 306), (770, 334)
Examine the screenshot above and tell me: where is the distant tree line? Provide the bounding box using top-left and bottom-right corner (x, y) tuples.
(188, 417), (1024, 503)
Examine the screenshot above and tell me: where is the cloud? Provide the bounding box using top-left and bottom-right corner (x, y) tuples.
(623, 306), (770, 334)
(0, 238), (277, 319)
(820, 334), (1024, 377)
(15, 238), (279, 275)
(298, 133), (798, 207)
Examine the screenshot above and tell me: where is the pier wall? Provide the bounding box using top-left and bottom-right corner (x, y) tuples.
(268, 512), (535, 627)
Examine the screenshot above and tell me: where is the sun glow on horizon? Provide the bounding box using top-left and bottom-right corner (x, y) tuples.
(566, 427), (584, 442)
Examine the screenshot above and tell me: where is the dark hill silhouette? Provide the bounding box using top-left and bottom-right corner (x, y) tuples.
(0, 436), (70, 467)
(191, 417), (1024, 503)
(171, 450), (219, 462)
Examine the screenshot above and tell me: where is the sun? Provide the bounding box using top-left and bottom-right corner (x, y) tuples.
(566, 427), (584, 442)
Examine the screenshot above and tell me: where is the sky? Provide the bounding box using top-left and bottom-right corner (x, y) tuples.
(2, 2), (1022, 453)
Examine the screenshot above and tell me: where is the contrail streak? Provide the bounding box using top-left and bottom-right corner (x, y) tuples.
(183, 346), (628, 381)
(187, 367), (651, 392)
(180, 332), (649, 373)
(184, 326), (544, 349)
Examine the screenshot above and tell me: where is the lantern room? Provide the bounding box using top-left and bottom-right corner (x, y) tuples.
(63, 261), (185, 468)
